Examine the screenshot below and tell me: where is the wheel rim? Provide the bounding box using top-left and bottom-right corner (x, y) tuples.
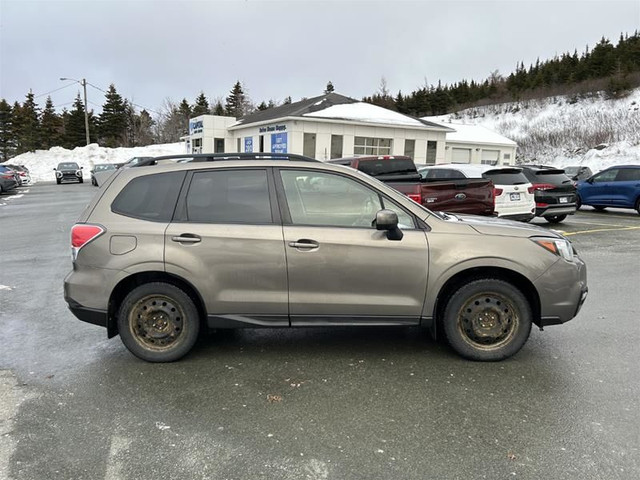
(128, 294), (186, 350)
(456, 292), (519, 350)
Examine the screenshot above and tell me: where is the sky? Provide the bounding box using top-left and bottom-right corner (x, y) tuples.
(1, 0), (639, 117)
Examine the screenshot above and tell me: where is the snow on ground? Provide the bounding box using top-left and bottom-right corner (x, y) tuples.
(432, 88), (640, 174)
(9, 142), (185, 183)
(304, 102), (428, 127)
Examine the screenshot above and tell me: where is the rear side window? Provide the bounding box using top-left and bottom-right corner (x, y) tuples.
(185, 169), (272, 224)
(615, 168), (640, 182)
(357, 158), (416, 176)
(112, 172), (185, 222)
(483, 170), (529, 185)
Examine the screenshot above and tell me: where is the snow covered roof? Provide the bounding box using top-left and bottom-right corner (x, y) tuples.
(423, 117), (517, 146)
(230, 93), (451, 131)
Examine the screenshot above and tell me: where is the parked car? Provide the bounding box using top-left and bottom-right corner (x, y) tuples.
(419, 164), (535, 221)
(519, 165), (577, 223)
(329, 156), (495, 216)
(54, 162), (83, 184)
(0, 165), (19, 193)
(576, 165), (640, 214)
(64, 153), (587, 363)
(563, 165), (593, 182)
(5, 164), (32, 185)
(90, 163), (117, 186)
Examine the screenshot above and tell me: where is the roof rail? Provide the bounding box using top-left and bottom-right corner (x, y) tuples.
(132, 152), (319, 167)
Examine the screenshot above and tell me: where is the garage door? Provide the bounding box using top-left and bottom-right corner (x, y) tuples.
(451, 148), (471, 163)
(481, 149), (500, 165)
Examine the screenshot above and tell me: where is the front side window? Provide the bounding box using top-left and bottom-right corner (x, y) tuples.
(593, 169), (618, 183)
(280, 170), (414, 229)
(354, 137), (392, 156)
(112, 172), (185, 222)
(185, 169), (272, 224)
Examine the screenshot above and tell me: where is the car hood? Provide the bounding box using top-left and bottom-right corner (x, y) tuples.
(443, 213), (563, 239)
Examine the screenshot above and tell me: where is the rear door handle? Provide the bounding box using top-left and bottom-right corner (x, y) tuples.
(171, 234), (201, 244)
(288, 239), (319, 250)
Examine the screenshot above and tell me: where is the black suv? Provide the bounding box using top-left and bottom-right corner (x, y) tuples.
(520, 165), (577, 223)
(54, 162), (84, 184)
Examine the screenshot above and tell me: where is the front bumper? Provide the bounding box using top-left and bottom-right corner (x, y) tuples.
(534, 255), (588, 326)
(500, 212), (535, 222)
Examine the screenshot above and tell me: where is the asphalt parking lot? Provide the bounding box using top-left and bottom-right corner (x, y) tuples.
(1, 183), (639, 480)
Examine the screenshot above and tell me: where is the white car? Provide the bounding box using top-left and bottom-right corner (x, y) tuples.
(419, 164), (535, 221)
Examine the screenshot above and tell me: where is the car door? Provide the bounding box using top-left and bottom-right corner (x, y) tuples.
(164, 168), (289, 326)
(611, 167), (640, 208)
(276, 168), (429, 325)
(582, 168), (619, 205)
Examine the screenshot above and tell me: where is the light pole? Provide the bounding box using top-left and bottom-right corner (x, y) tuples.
(60, 77), (90, 145)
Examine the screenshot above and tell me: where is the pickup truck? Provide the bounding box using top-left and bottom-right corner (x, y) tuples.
(328, 156), (495, 216)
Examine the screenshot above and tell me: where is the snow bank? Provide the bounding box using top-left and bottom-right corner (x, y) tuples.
(8, 142), (185, 183)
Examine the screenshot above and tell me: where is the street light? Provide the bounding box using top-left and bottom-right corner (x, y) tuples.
(60, 77), (90, 146)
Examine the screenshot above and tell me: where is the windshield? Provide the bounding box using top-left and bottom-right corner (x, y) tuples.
(58, 163), (79, 170)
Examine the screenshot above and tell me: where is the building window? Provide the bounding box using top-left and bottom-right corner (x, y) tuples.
(404, 139), (415, 159)
(303, 133), (316, 158)
(426, 141), (437, 164)
(330, 135), (343, 159)
(259, 135), (265, 153)
(192, 138), (202, 154)
(214, 138), (225, 153)
(354, 137), (392, 156)
(504, 153), (511, 160)
(237, 138), (241, 153)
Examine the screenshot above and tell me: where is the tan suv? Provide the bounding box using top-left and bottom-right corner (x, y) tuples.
(64, 154), (588, 362)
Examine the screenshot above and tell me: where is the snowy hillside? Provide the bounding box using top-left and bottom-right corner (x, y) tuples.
(433, 87), (640, 173)
(8, 142), (185, 183)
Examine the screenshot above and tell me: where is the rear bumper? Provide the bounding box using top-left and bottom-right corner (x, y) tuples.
(536, 204), (577, 217)
(66, 298), (108, 328)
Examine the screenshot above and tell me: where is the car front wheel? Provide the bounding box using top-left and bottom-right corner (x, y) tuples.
(117, 282), (200, 362)
(442, 279), (532, 361)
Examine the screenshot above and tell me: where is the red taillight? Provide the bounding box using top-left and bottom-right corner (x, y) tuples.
(407, 193), (422, 204)
(71, 224), (104, 249)
(527, 186), (535, 194)
(536, 202), (549, 207)
(532, 183), (555, 191)
(494, 187), (503, 196)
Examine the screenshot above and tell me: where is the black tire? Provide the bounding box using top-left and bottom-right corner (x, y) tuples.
(442, 278), (532, 361)
(91, 178), (97, 186)
(79, 178), (84, 184)
(545, 214), (567, 223)
(593, 206), (606, 211)
(56, 179), (61, 185)
(575, 195), (582, 210)
(117, 282), (200, 362)
(636, 198), (640, 215)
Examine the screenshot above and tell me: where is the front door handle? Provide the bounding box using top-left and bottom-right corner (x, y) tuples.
(171, 234), (201, 244)
(288, 239), (319, 250)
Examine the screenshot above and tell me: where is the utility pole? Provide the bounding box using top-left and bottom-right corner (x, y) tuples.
(60, 77), (91, 145)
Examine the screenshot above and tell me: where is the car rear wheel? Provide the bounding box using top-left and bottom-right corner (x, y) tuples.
(576, 195), (582, 210)
(545, 214), (567, 223)
(79, 178), (84, 184)
(442, 279), (532, 361)
(56, 179), (61, 185)
(117, 282), (200, 362)
(635, 198), (640, 215)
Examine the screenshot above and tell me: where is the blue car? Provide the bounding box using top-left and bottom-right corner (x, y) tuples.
(576, 165), (640, 214)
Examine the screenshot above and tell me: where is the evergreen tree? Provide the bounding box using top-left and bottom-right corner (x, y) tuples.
(99, 84), (128, 147)
(14, 91), (41, 154)
(64, 94), (89, 148)
(324, 81), (335, 94)
(40, 96), (62, 149)
(283, 96), (292, 105)
(213, 101), (225, 116)
(257, 101), (268, 111)
(0, 99), (15, 161)
(192, 92), (210, 116)
(225, 81), (246, 117)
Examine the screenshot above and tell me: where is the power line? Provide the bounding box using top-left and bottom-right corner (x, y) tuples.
(34, 82), (76, 99)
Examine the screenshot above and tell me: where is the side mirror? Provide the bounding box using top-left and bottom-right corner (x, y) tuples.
(53, 168), (56, 171)
(80, 166), (84, 169)
(586, 177), (594, 184)
(374, 209), (403, 241)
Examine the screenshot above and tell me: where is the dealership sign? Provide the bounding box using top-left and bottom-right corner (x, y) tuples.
(259, 124), (286, 133)
(271, 133), (287, 153)
(244, 137), (253, 153)
(189, 120), (203, 134)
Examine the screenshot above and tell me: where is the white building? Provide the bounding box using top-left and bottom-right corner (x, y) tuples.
(422, 118), (517, 166)
(184, 93), (454, 164)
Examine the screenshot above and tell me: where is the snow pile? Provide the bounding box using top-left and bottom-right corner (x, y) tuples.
(423, 119), (517, 146)
(434, 88), (640, 173)
(304, 102), (428, 127)
(8, 142), (185, 183)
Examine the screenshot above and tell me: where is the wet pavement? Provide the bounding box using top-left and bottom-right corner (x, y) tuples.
(1, 183), (639, 479)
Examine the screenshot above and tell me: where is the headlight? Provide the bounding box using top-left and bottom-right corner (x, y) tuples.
(531, 237), (574, 262)
(56, 172), (62, 178)
(76, 170), (82, 176)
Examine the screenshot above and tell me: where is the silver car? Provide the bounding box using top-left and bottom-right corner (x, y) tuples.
(64, 154), (588, 362)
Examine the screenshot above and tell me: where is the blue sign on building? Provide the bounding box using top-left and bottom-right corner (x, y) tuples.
(271, 133), (287, 153)
(244, 137), (253, 153)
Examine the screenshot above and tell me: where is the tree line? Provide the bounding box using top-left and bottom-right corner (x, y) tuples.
(1, 32), (638, 162)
